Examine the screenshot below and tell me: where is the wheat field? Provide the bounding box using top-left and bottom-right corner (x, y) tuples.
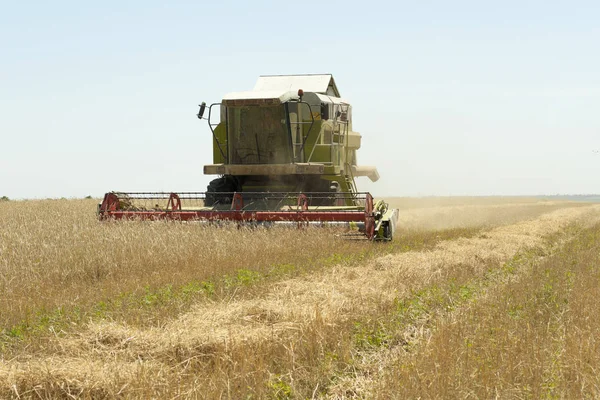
(1, 197), (600, 398)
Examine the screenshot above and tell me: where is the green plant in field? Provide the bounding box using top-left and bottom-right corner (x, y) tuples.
(36, 307), (65, 330)
(141, 285), (176, 306)
(268, 375), (293, 399)
(224, 268), (262, 288)
(269, 263), (296, 277)
(394, 286), (445, 324)
(457, 284), (476, 301)
(6, 325), (25, 339)
(237, 268), (261, 285)
(353, 321), (393, 349)
(0, 196), (9, 202)
(142, 287), (159, 306)
(181, 280), (215, 298)
(323, 253), (350, 266)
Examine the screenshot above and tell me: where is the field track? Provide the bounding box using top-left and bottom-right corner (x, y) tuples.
(1, 199), (600, 398)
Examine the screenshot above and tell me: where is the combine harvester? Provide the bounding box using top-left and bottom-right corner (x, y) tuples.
(99, 74), (398, 240)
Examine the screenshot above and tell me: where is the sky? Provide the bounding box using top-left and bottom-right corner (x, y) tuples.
(1, 0), (600, 198)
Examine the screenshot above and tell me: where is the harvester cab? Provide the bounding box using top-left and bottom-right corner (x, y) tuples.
(99, 74), (398, 241)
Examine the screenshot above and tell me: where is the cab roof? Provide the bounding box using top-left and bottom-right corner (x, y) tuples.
(253, 74), (340, 97)
(222, 74), (341, 104)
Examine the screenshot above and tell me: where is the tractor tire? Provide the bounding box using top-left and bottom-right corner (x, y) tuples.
(205, 176), (239, 206)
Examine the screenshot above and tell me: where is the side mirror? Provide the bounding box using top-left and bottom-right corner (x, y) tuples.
(197, 102), (207, 119)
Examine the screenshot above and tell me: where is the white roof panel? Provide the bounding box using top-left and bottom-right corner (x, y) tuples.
(222, 90), (298, 104)
(315, 93), (350, 105)
(253, 74), (340, 96)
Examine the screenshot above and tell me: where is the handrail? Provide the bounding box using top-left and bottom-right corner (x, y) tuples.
(206, 103), (227, 161)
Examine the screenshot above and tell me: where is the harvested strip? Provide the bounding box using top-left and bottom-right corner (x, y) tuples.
(397, 201), (578, 230)
(2, 358), (166, 398)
